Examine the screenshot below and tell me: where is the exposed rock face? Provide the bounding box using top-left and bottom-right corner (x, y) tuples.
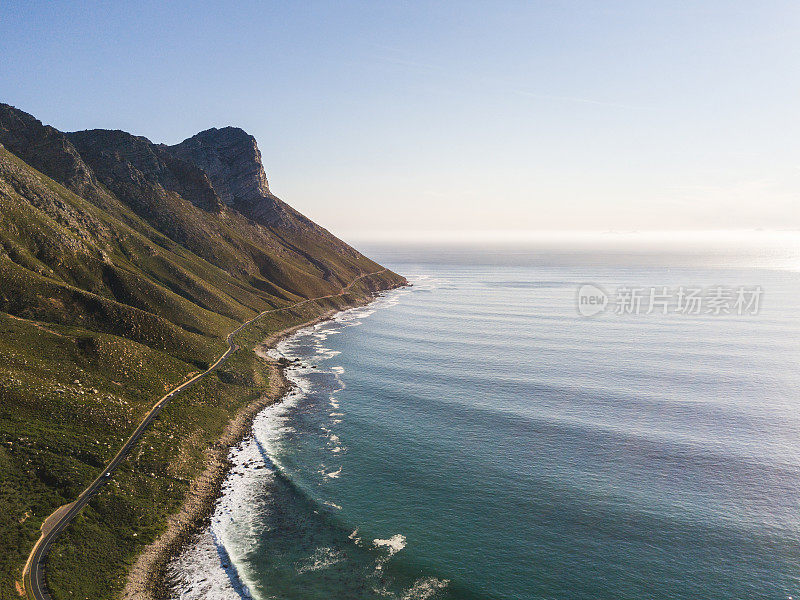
(0, 103), (322, 233)
(67, 129), (222, 213)
(0, 103), (100, 200)
(0, 102), (403, 301)
(0, 103), (406, 600)
(169, 127), (290, 226)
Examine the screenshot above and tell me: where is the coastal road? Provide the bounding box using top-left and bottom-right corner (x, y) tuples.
(23, 270), (387, 600)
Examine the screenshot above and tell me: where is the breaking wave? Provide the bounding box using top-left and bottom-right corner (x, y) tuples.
(169, 283), (449, 600)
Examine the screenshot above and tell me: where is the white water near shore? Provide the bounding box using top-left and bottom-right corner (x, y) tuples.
(168, 391), (302, 600)
(168, 291), (422, 600)
(168, 245), (800, 600)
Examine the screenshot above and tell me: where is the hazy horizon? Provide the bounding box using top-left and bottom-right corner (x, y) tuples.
(349, 229), (800, 272)
(2, 1), (798, 239)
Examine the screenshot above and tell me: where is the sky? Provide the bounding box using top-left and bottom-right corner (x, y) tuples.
(1, 1), (798, 242)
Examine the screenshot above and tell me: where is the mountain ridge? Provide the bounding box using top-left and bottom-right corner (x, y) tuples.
(0, 102), (403, 300)
(0, 103), (404, 600)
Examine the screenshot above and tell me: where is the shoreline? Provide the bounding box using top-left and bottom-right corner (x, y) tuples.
(122, 295), (381, 600)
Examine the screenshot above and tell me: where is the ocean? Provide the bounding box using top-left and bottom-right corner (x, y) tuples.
(170, 240), (800, 600)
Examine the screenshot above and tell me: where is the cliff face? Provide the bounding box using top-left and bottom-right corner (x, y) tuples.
(0, 103), (100, 199)
(68, 129), (223, 213)
(0, 101), (406, 360)
(169, 127), (328, 231)
(169, 128), (276, 214)
(0, 105), (405, 600)
(0, 103), (401, 296)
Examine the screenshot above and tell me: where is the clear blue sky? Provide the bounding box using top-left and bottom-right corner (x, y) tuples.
(1, 1), (798, 240)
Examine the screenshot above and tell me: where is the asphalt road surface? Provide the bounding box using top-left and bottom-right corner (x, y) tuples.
(23, 271), (385, 600)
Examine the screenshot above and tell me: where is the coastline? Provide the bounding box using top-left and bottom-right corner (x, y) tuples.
(122, 295), (381, 600)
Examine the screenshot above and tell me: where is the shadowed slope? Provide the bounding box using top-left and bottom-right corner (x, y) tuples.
(0, 103), (404, 600)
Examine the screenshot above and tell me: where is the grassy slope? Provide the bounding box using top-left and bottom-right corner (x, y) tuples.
(0, 146), (403, 599)
(44, 295), (364, 600)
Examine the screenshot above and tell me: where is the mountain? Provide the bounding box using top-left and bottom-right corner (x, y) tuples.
(168, 126), (288, 224)
(0, 103), (404, 600)
(0, 103), (404, 359)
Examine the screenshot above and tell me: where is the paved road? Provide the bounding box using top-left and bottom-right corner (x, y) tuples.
(23, 270), (386, 600)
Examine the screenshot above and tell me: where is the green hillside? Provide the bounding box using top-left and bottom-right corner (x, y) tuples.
(0, 104), (404, 600)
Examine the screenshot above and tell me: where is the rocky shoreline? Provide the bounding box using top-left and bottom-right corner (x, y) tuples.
(119, 282), (402, 600)
(121, 306), (354, 600)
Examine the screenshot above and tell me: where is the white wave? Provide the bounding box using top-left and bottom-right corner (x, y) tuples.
(405, 273), (448, 292)
(171, 431), (269, 598)
(401, 578), (450, 600)
(348, 528), (362, 545)
(295, 546), (345, 574)
(323, 466), (342, 479)
(171, 289), (408, 599)
(373, 534), (406, 557)
(169, 528), (252, 600)
(263, 347), (282, 361)
(174, 389), (310, 600)
(323, 500), (343, 510)
(372, 534), (408, 574)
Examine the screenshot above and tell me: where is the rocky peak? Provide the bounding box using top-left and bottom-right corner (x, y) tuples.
(169, 127), (288, 225)
(67, 129), (221, 213)
(0, 103), (99, 197)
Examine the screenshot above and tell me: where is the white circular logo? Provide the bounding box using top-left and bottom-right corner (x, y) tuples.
(576, 284), (608, 317)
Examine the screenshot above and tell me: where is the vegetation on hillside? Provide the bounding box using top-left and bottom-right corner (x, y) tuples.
(0, 104), (404, 599)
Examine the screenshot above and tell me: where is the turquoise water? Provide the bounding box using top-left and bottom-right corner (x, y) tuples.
(172, 247), (800, 600)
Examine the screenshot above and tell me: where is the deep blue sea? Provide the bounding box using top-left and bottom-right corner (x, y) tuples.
(171, 242), (800, 600)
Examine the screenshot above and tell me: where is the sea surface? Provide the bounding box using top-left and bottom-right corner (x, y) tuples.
(170, 240), (800, 600)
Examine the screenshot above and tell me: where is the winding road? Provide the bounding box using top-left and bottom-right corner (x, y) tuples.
(22, 270), (387, 600)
